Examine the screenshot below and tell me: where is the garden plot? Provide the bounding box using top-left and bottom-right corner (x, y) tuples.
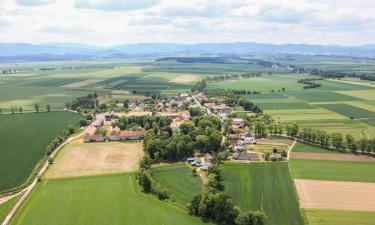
(45, 142), (143, 179)
(295, 179), (375, 211)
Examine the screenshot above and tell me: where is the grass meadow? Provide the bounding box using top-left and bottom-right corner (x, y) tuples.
(292, 142), (341, 154)
(0, 112), (81, 192)
(221, 163), (304, 225)
(152, 163), (202, 206)
(0, 197), (18, 223)
(289, 159), (375, 183)
(304, 209), (375, 225)
(10, 173), (214, 225)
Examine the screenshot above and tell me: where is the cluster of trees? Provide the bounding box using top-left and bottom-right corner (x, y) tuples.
(143, 115), (222, 161)
(208, 90), (262, 113)
(298, 78), (322, 89)
(67, 93), (101, 110)
(136, 155), (169, 200)
(46, 125), (75, 156)
(289, 65), (375, 82)
(112, 115), (172, 131)
(188, 165), (266, 225)
(206, 89), (262, 96)
(205, 73), (262, 83)
(191, 79), (207, 93)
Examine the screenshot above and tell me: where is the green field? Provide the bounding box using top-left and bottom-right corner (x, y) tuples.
(10, 174), (214, 225)
(318, 103), (375, 125)
(290, 159), (375, 182)
(0, 112), (81, 192)
(0, 197), (18, 223)
(286, 91), (361, 102)
(304, 209), (375, 225)
(221, 163), (304, 225)
(152, 163), (202, 206)
(292, 142), (340, 154)
(256, 102), (316, 110)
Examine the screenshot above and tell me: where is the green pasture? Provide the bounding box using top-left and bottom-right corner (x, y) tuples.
(286, 91), (361, 102)
(152, 163), (202, 206)
(10, 174), (214, 225)
(256, 102), (316, 110)
(221, 163), (304, 225)
(0, 112), (81, 192)
(304, 209), (375, 225)
(208, 75), (305, 92)
(317, 103), (375, 125)
(292, 142), (340, 154)
(0, 197), (18, 223)
(290, 159), (375, 183)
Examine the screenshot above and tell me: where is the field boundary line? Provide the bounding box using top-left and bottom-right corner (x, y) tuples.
(1, 127), (84, 225)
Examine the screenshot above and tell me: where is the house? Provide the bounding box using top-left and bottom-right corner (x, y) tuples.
(242, 132), (256, 144)
(170, 117), (191, 131)
(228, 134), (242, 140)
(204, 102), (216, 108)
(119, 128), (145, 140)
(205, 153), (213, 163)
(201, 163), (211, 170)
(271, 153), (282, 160)
(115, 102), (125, 108)
(93, 119), (104, 127)
(232, 152), (260, 161)
(187, 157), (196, 162)
(231, 118), (244, 126)
(219, 112), (227, 120)
(104, 111), (114, 121)
(83, 125), (105, 143)
(109, 126), (121, 141)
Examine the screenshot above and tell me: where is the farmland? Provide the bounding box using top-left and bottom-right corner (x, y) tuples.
(291, 142), (339, 153)
(317, 103), (375, 125)
(152, 163), (202, 206)
(10, 173), (213, 225)
(221, 163), (304, 225)
(0, 197), (18, 223)
(0, 112), (81, 192)
(304, 209), (375, 225)
(289, 159), (375, 183)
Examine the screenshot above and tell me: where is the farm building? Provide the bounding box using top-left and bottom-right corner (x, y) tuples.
(205, 153), (213, 163)
(104, 111), (115, 121)
(115, 102), (125, 108)
(83, 125), (105, 143)
(110, 126), (145, 141)
(232, 152), (261, 161)
(93, 118), (104, 127)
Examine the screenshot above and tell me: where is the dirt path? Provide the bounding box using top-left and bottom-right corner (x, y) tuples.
(287, 140), (296, 160)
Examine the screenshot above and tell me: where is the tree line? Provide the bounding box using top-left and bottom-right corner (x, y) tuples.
(188, 163), (266, 225)
(297, 78), (322, 89)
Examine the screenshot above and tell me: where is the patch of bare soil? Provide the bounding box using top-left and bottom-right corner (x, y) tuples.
(290, 152), (375, 162)
(295, 179), (375, 211)
(169, 75), (198, 83)
(44, 142), (144, 179)
(62, 79), (103, 88)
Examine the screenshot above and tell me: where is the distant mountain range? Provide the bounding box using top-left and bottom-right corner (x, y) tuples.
(1, 42), (375, 62)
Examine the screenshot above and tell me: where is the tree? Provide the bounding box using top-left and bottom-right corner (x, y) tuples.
(235, 210), (266, 225)
(345, 134), (354, 149)
(281, 87), (286, 92)
(46, 104), (51, 112)
(34, 104), (40, 113)
(331, 132), (343, 149)
(18, 106), (23, 113)
(11, 106), (15, 114)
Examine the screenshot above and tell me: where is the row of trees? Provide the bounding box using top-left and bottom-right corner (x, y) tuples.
(3, 104), (51, 114)
(188, 164), (266, 225)
(67, 93), (100, 110)
(112, 115), (172, 131)
(136, 155), (169, 200)
(46, 125), (75, 156)
(297, 78), (322, 89)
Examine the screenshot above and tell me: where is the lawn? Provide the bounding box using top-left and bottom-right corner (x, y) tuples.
(304, 209), (375, 225)
(292, 142), (339, 154)
(317, 103), (375, 125)
(0, 197), (18, 223)
(289, 159), (375, 183)
(0, 112), (81, 193)
(10, 174), (214, 225)
(221, 163), (304, 225)
(152, 163), (202, 206)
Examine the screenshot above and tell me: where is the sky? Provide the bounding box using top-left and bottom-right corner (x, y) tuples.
(0, 0), (374, 47)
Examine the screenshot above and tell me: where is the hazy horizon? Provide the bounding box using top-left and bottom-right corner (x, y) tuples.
(1, 0), (374, 47)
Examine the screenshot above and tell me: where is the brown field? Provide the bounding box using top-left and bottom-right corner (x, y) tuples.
(62, 79), (103, 88)
(290, 152), (375, 162)
(295, 179), (375, 211)
(112, 90), (130, 95)
(249, 136), (294, 153)
(169, 74), (198, 83)
(44, 142), (143, 179)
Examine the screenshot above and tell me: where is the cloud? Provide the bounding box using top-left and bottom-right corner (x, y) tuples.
(15, 0), (56, 6)
(74, 0), (160, 11)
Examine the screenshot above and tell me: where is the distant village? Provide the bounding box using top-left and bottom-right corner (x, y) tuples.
(82, 92), (285, 171)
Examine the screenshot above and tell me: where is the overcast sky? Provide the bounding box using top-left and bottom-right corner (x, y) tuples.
(0, 0), (374, 46)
